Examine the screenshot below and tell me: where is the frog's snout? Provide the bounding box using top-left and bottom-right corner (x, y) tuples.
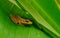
(21, 20), (32, 25)
(25, 20), (32, 24)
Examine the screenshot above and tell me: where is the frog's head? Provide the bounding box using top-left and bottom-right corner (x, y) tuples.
(21, 19), (32, 25)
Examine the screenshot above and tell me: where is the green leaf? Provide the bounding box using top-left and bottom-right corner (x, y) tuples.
(0, 0), (51, 38)
(0, 0), (60, 38)
(16, 0), (60, 37)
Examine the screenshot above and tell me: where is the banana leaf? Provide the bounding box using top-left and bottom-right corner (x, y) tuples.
(0, 0), (60, 38)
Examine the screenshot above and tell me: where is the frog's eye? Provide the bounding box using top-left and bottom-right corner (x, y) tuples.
(25, 20), (29, 22)
(17, 22), (19, 24)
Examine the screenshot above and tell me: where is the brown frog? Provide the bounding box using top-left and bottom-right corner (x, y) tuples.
(10, 14), (32, 25)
